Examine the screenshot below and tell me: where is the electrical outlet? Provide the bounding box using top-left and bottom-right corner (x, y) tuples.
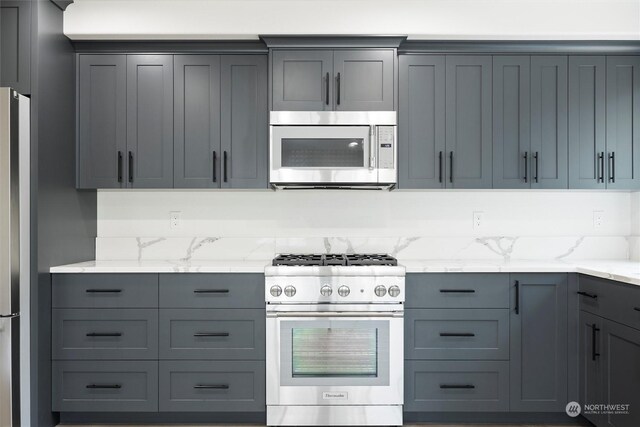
(170, 211), (181, 229)
(593, 211), (604, 229)
(473, 211), (484, 229)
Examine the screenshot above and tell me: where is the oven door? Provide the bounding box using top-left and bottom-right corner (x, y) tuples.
(270, 126), (377, 185)
(266, 305), (403, 406)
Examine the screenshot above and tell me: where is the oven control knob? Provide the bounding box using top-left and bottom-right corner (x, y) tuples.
(338, 286), (350, 297)
(388, 285), (401, 298)
(320, 285), (333, 297)
(374, 285), (387, 297)
(270, 285), (282, 297)
(284, 285), (297, 297)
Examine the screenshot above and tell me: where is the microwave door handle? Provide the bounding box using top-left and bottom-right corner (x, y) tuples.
(369, 125), (376, 170)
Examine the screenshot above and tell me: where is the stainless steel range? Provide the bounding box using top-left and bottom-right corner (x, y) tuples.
(265, 254), (405, 426)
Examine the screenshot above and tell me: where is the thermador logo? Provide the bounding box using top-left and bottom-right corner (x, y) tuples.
(566, 401), (581, 417)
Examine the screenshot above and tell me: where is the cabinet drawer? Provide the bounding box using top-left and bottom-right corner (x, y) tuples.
(405, 309), (509, 360)
(406, 274), (510, 308)
(52, 309), (158, 360)
(405, 360), (509, 412)
(52, 361), (158, 412)
(615, 284), (640, 331)
(159, 361), (266, 412)
(52, 274), (158, 308)
(159, 274), (263, 308)
(577, 274), (609, 315)
(159, 309), (265, 360)
(579, 275), (640, 329)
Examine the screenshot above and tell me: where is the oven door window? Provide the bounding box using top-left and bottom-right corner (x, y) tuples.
(281, 138), (365, 168)
(280, 319), (390, 387)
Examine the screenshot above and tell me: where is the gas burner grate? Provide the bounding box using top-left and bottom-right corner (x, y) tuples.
(346, 254), (398, 266)
(272, 253), (398, 267)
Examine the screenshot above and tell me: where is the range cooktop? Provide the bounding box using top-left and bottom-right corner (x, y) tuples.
(272, 253), (398, 267)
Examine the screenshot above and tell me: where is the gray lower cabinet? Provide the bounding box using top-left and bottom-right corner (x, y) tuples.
(0, 0), (31, 95)
(220, 55), (268, 188)
(509, 273), (568, 412)
(445, 56), (493, 188)
(52, 273), (159, 308)
(159, 361), (266, 412)
(159, 273), (264, 308)
(405, 360), (510, 412)
(406, 273), (510, 309)
(52, 361), (159, 412)
(578, 310), (604, 426)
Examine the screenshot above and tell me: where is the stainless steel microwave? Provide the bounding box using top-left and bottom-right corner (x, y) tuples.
(269, 111), (397, 190)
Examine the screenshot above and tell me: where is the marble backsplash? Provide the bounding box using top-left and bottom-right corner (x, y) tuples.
(95, 235), (631, 263)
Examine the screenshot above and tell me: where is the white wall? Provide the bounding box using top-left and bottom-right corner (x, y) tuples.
(64, 0), (640, 40)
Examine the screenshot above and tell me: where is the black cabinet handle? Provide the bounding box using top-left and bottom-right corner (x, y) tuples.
(633, 307), (640, 312)
(128, 151), (133, 183)
(449, 151), (454, 183)
(325, 72), (330, 106)
(515, 280), (520, 315)
(533, 151), (539, 183)
(609, 152), (615, 183)
(86, 384), (122, 389)
(223, 151), (228, 183)
(438, 151), (443, 183)
(194, 332), (230, 337)
(85, 289), (122, 294)
(577, 291), (598, 299)
(440, 332), (475, 337)
(194, 289), (229, 294)
(523, 152), (528, 183)
(212, 151), (217, 183)
(591, 323), (600, 361)
(336, 72), (341, 105)
(117, 151), (123, 183)
(439, 289), (475, 293)
(597, 152), (605, 183)
(194, 384), (229, 390)
(440, 384), (475, 389)
(86, 332), (122, 337)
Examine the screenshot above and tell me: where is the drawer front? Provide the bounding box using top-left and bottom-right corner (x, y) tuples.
(159, 361), (266, 412)
(616, 284), (640, 331)
(406, 274), (510, 309)
(52, 361), (158, 412)
(405, 360), (509, 412)
(578, 274), (608, 315)
(579, 275), (638, 329)
(159, 273), (264, 308)
(52, 309), (158, 360)
(52, 274), (158, 308)
(159, 309), (265, 360)
(405, 309), (509, 360)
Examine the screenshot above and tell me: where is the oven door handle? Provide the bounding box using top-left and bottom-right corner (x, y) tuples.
(267, 311), (403, 318)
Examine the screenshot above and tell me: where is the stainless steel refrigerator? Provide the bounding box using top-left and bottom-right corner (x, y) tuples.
(0, 88), (31, 427)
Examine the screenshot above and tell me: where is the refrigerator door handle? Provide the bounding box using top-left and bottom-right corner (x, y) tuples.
(0, 313), (19, 319)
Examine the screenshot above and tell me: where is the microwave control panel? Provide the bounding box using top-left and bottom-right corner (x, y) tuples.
(377, 126), (395, 169)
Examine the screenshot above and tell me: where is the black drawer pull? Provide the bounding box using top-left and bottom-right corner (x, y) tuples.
(439, 289), (475, 293)
(577, 291), (598, 299)
(440, 332), (475, 337)
(194, 384), (229, 390)
(85, 289), (122, 294)
(634, 307), (640, 312)
(440, 384), (475, 389)
(86, 384), (122, 389)
(86, 332), (122, 337)
(194, 332), (229, 337)
(194, 289), (229, 294)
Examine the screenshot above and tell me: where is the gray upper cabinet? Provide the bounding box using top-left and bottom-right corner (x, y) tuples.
(493, 56), (531, 189)
(445, 56), (493, 188)
(126, 55), (174, 188)
(530, 56), (568, 189)
(174, 55), (221, 188)
(333, 49), (395, 111)
(398, 55), (446, 189)
(220, 55), (268, 189)
(77, 55), (127, 189)
(271, 49), (395, 111)
(0, 0), (31, 95)
(272, 50), (333, 111)
(606, 56), (640, 190)
(568, 56), (606, 189)
(509, 274), (568, 412)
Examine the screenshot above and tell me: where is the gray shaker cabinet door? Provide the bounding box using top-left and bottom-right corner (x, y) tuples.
(398, 55), (446, 188)
(77, 55), (127, 189)
(492, 56), (531, 189)
(174, 55), (221, 188)
(509, 273), (568, 412)
(568, 56), (606, 189)
(334, 49), (395, 111)
(530, 56), (569, 189)
(578, 310), (604, 427)
(0, 0), (31, 95)
(445, 56), (493, 188)
(606, 56), (640, 190)
(126, 55), (174, 188)
(220, 55), (268, 189)
(272, 50), (333, 111)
